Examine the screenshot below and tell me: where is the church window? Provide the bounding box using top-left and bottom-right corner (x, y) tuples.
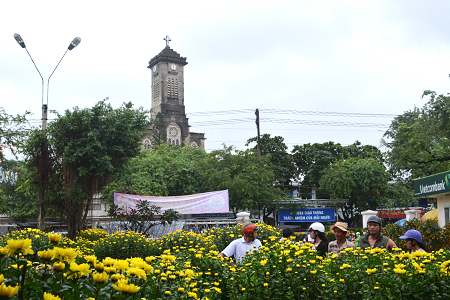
(153, 82), (160, 99)
(167, 123), (181, 144)
(143, 139), (152, 150)
(167, 78), (178, 98)
(167, 79), (171, 96)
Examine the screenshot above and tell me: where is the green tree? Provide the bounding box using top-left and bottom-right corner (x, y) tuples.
(0, 159), (37, 222)
(112, 199), (180, 236)
(292, 141), (383, 197)
(246, 134), (296, 190)
(24, 100), (150, 239)
(102, 145), (208, 210)
(383, 90), (450, 179)
(200, 145), (284, 219)
(319, 158), (414, 226)
(150, 112), (167, 148)
(0, 108), (30, 160)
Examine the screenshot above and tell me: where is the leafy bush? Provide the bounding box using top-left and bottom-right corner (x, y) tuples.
(0, 225), (449, 299)
(382, 218), (450, 251)
(0, 228), (50, 250)
(93, 231), (152, 260)
(203, 223), (282, 252)
(77, 228), (108, 242)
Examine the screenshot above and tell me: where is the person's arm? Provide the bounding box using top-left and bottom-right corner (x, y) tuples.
(386, 239), (397, 252)
(219, 240), (236, 258)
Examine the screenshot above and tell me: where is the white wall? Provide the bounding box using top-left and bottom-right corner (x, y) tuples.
(437, 194), (450, 228)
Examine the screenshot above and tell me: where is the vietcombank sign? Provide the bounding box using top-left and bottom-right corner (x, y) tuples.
(414, 171), (450, 197)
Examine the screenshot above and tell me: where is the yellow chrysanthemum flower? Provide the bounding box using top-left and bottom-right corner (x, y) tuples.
(0, 283), (19, 299)
(394, 268), (406, 274)
(84, 255), (96, 263)
(54, 247), (77, 262)
(92, 272), (109, 284)
(66, 263), (92, 280)
(111, 273), (126, 282)
(48, 233), (62, 244)
(94, 262), (104, 272)
(126, 268), (147, 280)
(113, 260), (129, 271)
(43, 292), (61, 300)
(38, 249), (55, 261)
(112, 279), (140, 294)
(7, 239), (34, 256)
(53, 262), (65, 272)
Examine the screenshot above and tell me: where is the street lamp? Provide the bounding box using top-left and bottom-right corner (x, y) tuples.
(13, 33), (81, 230)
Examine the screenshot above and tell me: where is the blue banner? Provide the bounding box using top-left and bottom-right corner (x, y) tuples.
(279, 208), (335, 223)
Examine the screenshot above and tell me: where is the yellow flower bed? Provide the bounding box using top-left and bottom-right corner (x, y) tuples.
(0, 225), (447, 299)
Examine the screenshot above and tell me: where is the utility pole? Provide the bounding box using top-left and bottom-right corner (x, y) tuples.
(255, 109), (261, 161)
(255, 109), (263, 222)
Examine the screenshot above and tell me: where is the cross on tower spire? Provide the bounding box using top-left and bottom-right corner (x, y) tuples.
(164, 35), (171, 47)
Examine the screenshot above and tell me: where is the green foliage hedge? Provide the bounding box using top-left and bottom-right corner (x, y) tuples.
(382, 218), (450, 251)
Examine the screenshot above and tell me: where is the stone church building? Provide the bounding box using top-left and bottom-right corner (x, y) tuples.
(142, 39), (205, 149)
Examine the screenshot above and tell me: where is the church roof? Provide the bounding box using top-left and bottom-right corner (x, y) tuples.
(148, 46), (188, 69)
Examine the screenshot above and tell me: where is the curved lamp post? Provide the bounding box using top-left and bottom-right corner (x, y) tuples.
(13, 34), (81, 230)
(13, 34), (81, 128)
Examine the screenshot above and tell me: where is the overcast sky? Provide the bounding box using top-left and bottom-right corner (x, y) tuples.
(2, 1), (450, 155)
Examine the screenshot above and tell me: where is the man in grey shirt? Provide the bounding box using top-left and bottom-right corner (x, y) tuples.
(328, 222), (355, 256)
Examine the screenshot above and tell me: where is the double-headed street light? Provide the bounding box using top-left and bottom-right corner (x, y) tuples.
(13, 33), (81, 129)
(13, 33), (81, 230)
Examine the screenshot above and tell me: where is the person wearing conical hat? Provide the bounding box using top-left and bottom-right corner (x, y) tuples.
(328, 222), (356, 256)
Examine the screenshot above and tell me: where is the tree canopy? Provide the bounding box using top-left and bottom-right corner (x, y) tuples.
(0, 108), (29, 161)
(319, 157), (415, 226)
(292, 141), (383, 197)
(102, 144), (208, 205)
(383, 90), (450, 179)
(24, 100), (150, 239)
(246, 134), (296, 190)
(200, 145), (284, 218)
(103, 144), (285, 219)
(0, 159), (37, 222)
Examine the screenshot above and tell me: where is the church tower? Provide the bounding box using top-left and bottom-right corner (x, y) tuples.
(143, 36), (205, 149)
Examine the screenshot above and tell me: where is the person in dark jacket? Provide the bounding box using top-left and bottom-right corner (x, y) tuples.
(307, 222), (329, 257)
(358, 216), (397, 251)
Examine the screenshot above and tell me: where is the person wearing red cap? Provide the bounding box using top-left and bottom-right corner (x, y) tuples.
(219, 223), (262, 263)
(328, 222), (356, 256)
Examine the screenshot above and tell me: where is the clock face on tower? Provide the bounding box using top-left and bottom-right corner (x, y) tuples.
(152, 65), (157, 72)
(170, 64), (177, 71)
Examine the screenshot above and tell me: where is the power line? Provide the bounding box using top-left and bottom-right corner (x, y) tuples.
(190, 118), (390, 128)
(190, 127), (386, 132)
(187, 108), (398, 118)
